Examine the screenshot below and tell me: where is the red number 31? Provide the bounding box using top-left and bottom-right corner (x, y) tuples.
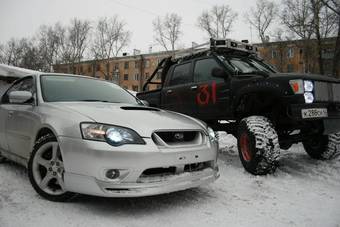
(196, 81), (216, 106)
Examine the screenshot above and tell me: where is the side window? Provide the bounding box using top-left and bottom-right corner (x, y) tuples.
(169, 63), (192, 86)
(194, 58), (224, 82)
(2, 77), (34, 104)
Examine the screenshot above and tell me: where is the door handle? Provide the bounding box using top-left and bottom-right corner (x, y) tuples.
(8, 111), (14, 118)
(190, 85), (198, 90)
(166, 89), (173, 94)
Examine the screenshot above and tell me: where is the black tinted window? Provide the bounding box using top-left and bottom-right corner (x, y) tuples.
(194, 58), (224, 82)
(169, 63), (192, 86)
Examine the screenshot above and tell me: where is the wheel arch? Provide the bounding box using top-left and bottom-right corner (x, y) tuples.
(233, 89), (284, 120)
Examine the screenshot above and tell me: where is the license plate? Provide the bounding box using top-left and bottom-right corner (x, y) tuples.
(301, 108), (328, 119)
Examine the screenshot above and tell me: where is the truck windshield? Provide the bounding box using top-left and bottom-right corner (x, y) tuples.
(219, 55), (277, 75)
(40, 75), (139, 104)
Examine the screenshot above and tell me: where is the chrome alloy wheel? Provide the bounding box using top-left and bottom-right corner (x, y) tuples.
(32, 141), (66, 195)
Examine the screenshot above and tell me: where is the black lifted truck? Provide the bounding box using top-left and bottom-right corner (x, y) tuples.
(137, 38), (340, 175)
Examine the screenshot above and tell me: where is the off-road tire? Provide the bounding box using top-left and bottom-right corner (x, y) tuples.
(237, 116), (280, 175)
(303, 133), (340, 160)
(28, 134), (76, 202)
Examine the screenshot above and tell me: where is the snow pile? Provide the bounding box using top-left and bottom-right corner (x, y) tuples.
(0, 133), (340, 227)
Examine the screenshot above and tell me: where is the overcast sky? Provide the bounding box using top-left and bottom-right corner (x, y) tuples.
(0, 0), (279, 54)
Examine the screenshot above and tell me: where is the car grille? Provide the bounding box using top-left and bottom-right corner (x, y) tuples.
(151, 130), (204, 146)
(314, 81), (340, 103)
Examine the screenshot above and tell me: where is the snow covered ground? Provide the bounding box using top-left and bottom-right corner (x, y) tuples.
(1, 133), (340, 227)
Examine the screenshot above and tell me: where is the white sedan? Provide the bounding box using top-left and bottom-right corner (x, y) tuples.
(0, 73), (219, 201)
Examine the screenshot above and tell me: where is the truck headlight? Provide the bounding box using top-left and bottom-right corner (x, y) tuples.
(81, 123), (145, 146)
(289, 79), (314, 103)
(304, 80), (314, 92)
(304, 92), (314, 103)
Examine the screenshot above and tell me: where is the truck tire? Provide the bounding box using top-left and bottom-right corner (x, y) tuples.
(237, 116), (280, 175)
(303, 133), (340, 160)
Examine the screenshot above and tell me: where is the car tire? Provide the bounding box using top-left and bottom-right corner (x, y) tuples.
(237, 116), (280, 175)
(303, 133), (340, 160)
(28, 134), (76, 202)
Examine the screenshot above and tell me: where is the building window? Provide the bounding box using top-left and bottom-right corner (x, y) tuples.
(114, 63), (119, 70)
(134, 74), (139, 80)
(132, 85), (139, 91)
(322, 49), (334, 59)
(287, 48), (294, 58)
(144, 59), (150, 68)
(287, 64), (294, 72)
(271, 49), (277, 59)
(96, 64), (100, 71)
(88, 65), (92, 73)
(135, 61), (140, 69)
(145, 72), (149, 80)
(124, 74), (129, 80)
(124, 62), (129, 69)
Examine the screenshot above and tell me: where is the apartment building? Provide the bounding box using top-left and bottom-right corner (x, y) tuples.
(256, 37), (339, 76)
(53, 51), (172, 92)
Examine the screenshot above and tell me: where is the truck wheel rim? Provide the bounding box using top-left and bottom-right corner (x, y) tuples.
(240, 133), (252, 162)
(32, 142), (66, 195)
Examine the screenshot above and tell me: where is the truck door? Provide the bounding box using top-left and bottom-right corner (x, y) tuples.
(161, 61), (197, 116)
(192, 57), (231, 120)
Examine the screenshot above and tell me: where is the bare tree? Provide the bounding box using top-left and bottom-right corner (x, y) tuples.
(320, 0), (340, 76)
(62, 18), (91, 73)
(281, 0), (314, 40)
(37, 23), (66, 71)
(0, 38), (43, 70)
(245, 0), (278, 43)
(153, 13), (182, 51)
(197, 5), (238, 39)
(92, 16), (131, 79)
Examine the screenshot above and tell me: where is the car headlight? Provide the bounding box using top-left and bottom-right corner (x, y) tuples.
(80, 123), (145, 146)
(207, 127), (217, 142)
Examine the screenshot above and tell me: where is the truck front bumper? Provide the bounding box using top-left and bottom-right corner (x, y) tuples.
(290, 103), (340, 134)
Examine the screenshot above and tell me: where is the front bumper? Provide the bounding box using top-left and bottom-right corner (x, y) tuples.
(58, 136), (219, 197)
(290, 103), (340, 120)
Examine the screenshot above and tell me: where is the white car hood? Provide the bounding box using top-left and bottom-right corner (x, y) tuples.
(55, 102), (206, 137)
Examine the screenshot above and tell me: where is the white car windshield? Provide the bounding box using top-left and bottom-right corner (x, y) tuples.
(40, 75), (138, 104)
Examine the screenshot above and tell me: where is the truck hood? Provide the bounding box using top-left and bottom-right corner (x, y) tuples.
(54, 102), (206, 137)
(270, 73), (340, 83)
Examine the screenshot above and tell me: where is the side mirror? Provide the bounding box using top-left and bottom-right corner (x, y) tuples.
(212, 67), (228, 79)
(140, 100), (150, 107)
(9, 91), (33, 104)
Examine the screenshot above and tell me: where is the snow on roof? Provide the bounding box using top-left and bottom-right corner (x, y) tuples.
(0, 64), (40, 78)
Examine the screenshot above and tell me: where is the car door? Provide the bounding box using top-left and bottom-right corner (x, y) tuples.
(192, 57), (231, 120)
(1, 77), (39, 159)
(161, 61), (197, 117)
